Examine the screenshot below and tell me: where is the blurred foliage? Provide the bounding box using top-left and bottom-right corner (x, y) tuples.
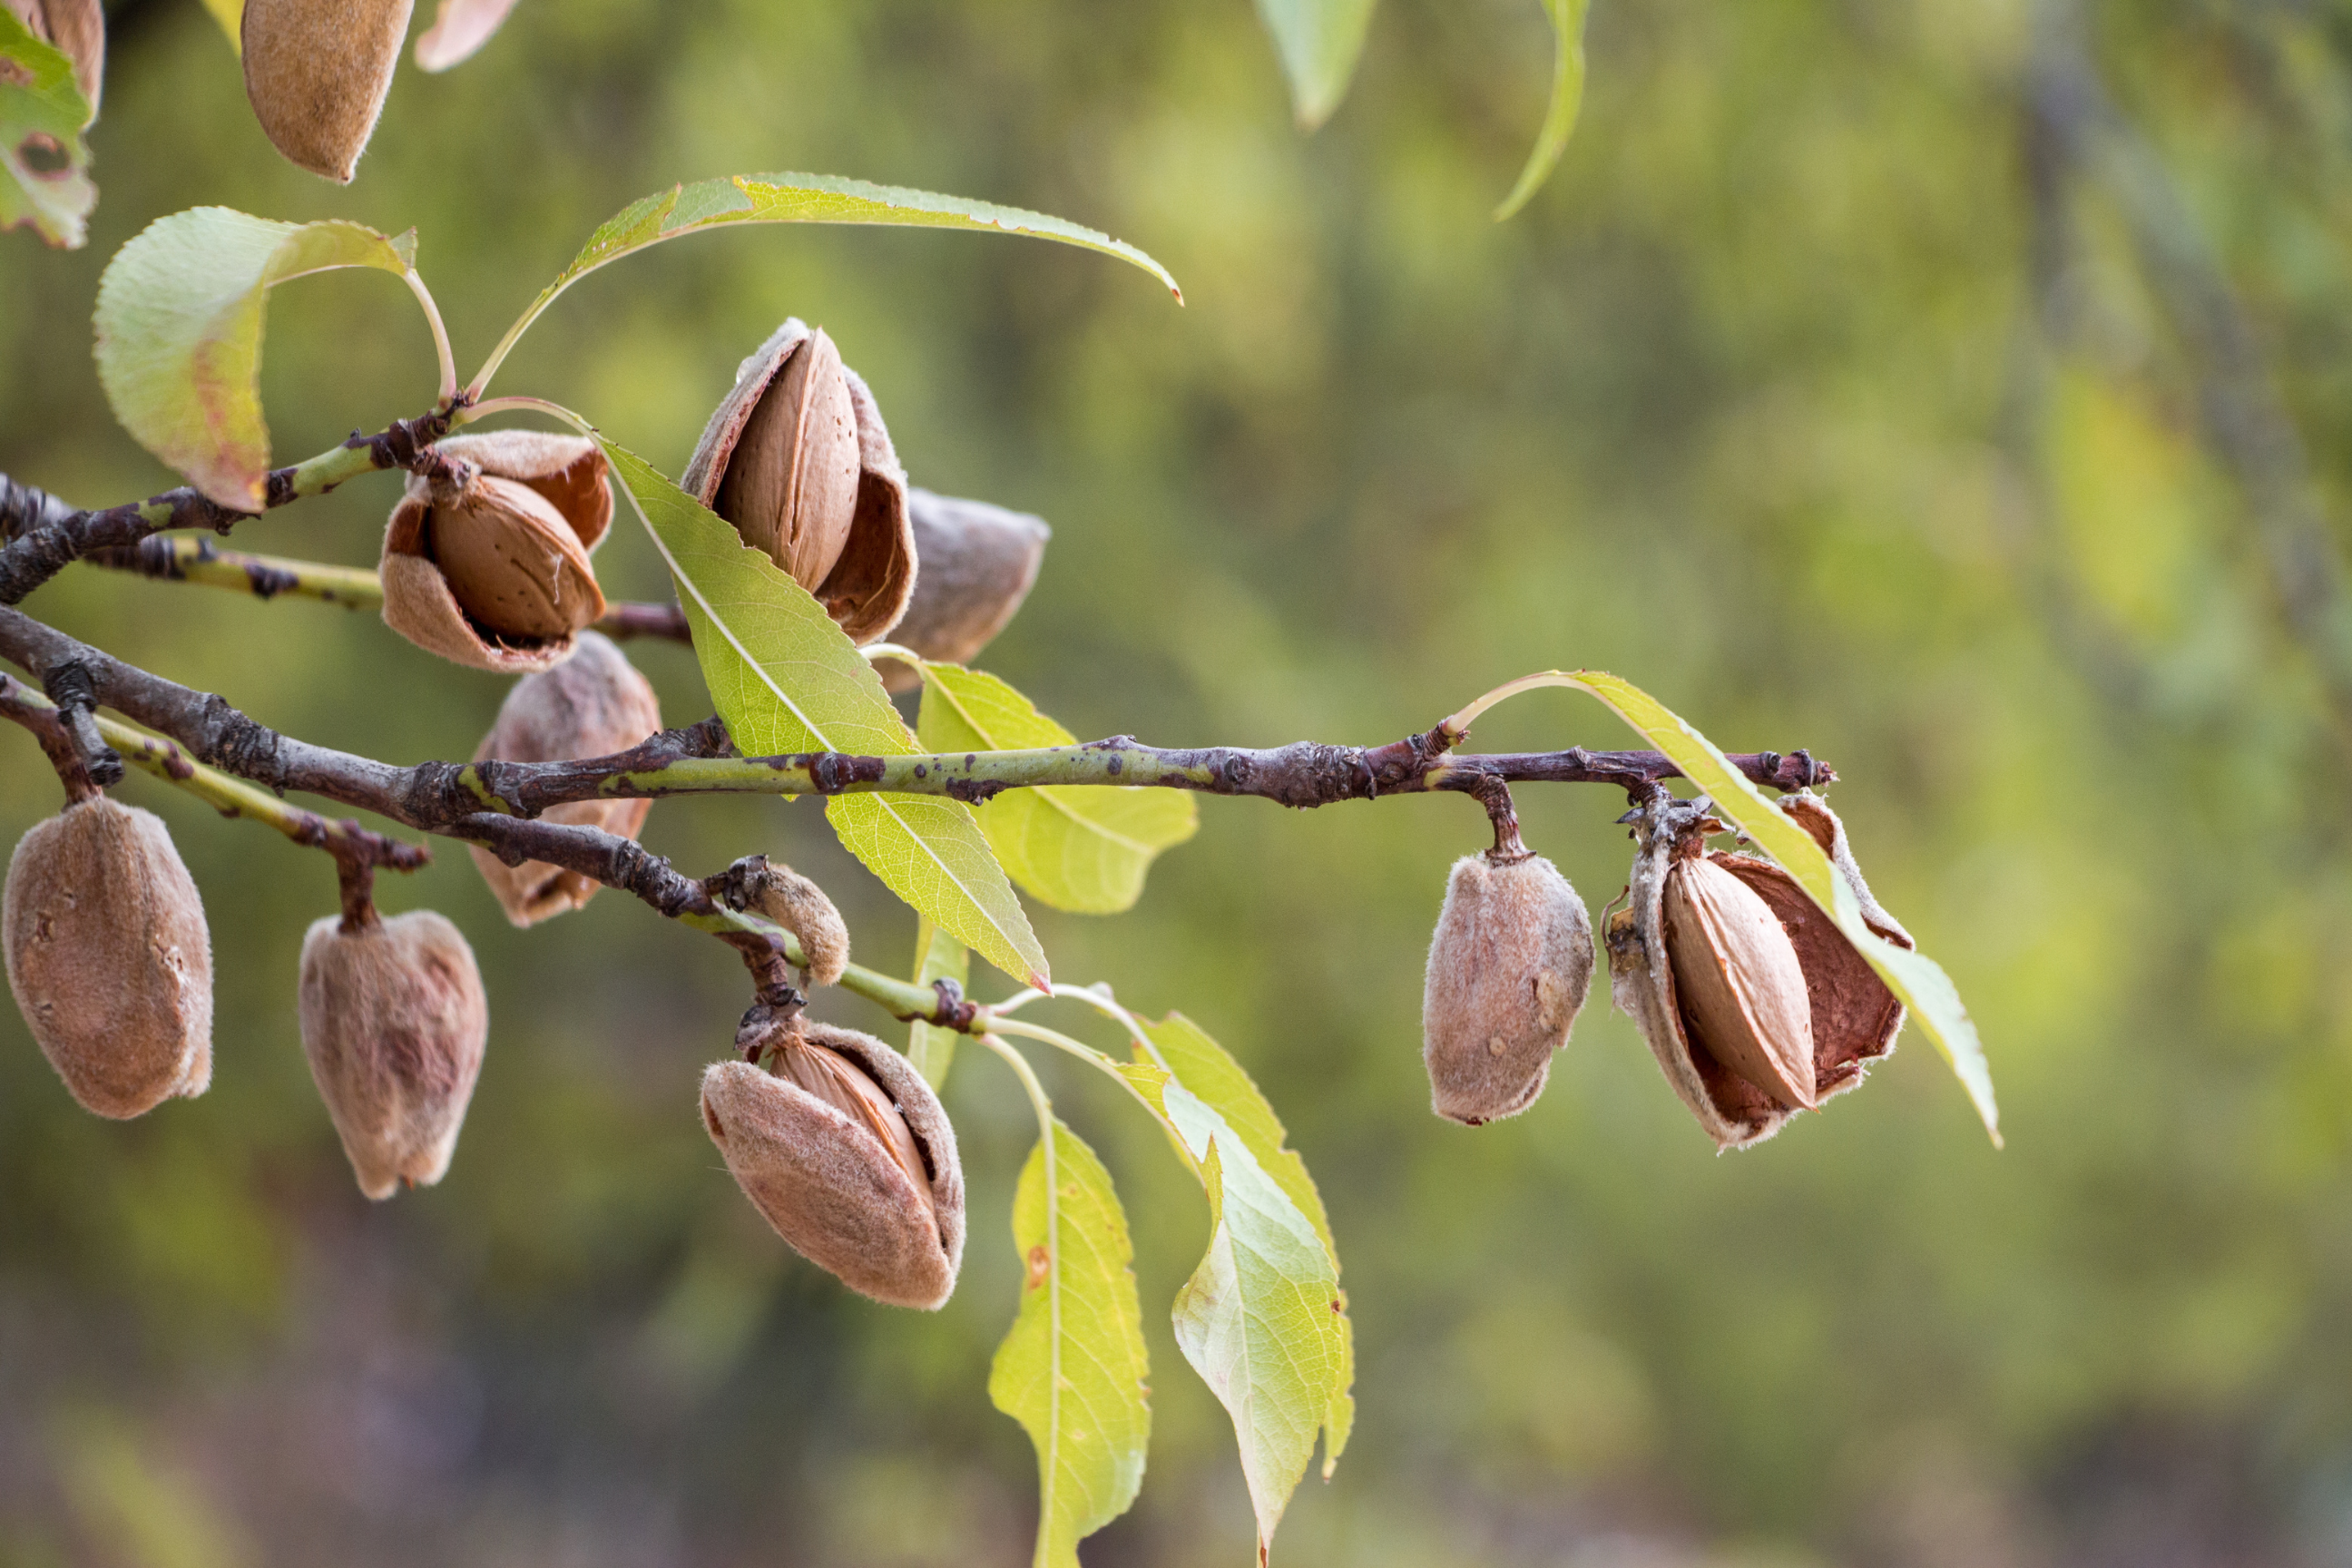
(7, 0), (2352, 1563)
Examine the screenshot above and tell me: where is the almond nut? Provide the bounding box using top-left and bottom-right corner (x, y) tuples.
(1663, 855), (1816, 1111)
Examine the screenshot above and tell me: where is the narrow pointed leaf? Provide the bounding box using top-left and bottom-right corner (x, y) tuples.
(1562, 670), (1999, 1143)
(599, 441), (1050, 987)
(479, 173), (1179, 391)
(905, 916), (970, 1088)
(1139, 1012), (1353, 1473)
(1254, 0), (1377, 130)
(93, 211), (418, 508)
(1493, 0), (1590, 220)
(916, 664), (1198, 914)
(988, 1118), (1152, 1568)
(0, 9), (93, 249)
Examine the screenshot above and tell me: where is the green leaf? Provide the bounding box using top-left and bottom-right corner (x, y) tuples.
(1562, 670), (2001, 1144)
(475, 173), (1181, 394)
(905, 916), (970, 1088)
(916, 664), (1198, 915)
(1253, 0), (1377, 130)
(1115, 1059), (1348, 1560)
(988, 1118), (1152, 1568)
(1138, 1013), (1352, 1474)
(0, 8), (93, 250)
(599, 441), (1050, 988)
(93, 211), (418, 509)
(196, 0), (242, 54)
(1493, 0), (1591, 220)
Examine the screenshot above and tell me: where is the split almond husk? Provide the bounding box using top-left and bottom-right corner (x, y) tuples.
(701, 1021), (965, 1309)
(879, 489), (1051, 693)
(381, 431), (612, 673)
(6, 0), (103, 112)
(681, 319), (916, 644)
(242, 0), (416, 182)
(299, 907), (488, 1199)
(1421, 850), (1592, 1125)
(466, 632), (662, 926)
(4, 798), (211, 1119)
(1607, 793), (1910, 1150)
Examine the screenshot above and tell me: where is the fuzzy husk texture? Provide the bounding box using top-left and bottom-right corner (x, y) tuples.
(298, 909), (488, 1200)
(700, 1023), (965, 1309)
(4, 799), (211, 1119)
(1422, 852), (1592, 1124)
(878, 489), (1052, 693)
(241, 0), (416, 181)
(681, 319), (916, 644)
(744, 861), (849, 986)
(1606, 795), (1910, 1150)
(381, 431), (612, 673)
(466, 632), (662, 926)
(7, 0), (103, 111)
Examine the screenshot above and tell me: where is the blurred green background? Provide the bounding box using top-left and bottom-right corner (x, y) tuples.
(8, 0), (2352, 1563)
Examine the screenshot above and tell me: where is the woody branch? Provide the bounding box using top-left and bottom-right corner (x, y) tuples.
(0, 602), (1834, 1028)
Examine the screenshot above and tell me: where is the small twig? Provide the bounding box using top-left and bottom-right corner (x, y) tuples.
(0, 673), (98, 805)
(0, 406), (457, 608)
(41, 661), (122, 789)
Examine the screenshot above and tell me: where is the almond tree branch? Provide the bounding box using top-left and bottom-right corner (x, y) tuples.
(0, 406), (459, 608)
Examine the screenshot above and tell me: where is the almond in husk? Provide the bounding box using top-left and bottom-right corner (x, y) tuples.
(1421, 850), (1592, 1125)
(878, 489), (1050, 693)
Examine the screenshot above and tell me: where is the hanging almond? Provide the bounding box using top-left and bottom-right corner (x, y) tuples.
(466, 632), (662, 926)
(878, 489), (1051, 693)
(1608, 794), (1913, 1148)
(681, 319), (916, 644)
(381, 430), (613, 673)
(241, 0), (416, 182)
(298, 906), (489, 1199)
(700, 1020), (964, 1309)
(1421, 850), (1592, 1124)
(4, 797), (211, 1119)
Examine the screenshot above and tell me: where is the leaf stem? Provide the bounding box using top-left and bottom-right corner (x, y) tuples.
(401, 268), (459, 406)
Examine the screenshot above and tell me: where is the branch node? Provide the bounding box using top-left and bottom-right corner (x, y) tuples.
(43, 662), (123, 789)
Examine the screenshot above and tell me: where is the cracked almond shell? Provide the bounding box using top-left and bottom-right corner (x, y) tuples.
(466, 632), (662, 926)
(878, 489), (1051, 693)
(242, 0), (416, 182)
(1421, 852), (1592, 1125)
(701, 1022), (964, 1309)
(681, 319), (916, 644)
(1663, 856), (1816, 1111)
(382, 430), (612, 673)
(1608, 795), (1911, 1149)
(299, 908), (488, 1199)
(5, 798), (211, 1119)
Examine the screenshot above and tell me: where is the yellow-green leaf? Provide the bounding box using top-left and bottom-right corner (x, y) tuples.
(1494, 0), (1590, 220)
(600, 441), (1050, 988)
(0, 8), (93, 249)
(1254, 0), (1377, 130)
(1557, 670), (1999, 1144)
(1139, 1013), (1353, 1477)
(988, 1117), (1152, 1568)
(475, 173), (1179, 395)
(905, 916), (969, 1088)
(93, 211), (418, 509)
(916, 664), (1198, 914)
(196, 0), (242, 54)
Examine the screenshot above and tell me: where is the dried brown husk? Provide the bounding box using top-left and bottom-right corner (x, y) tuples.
(241, 0), (416, 182)
(381, 431), (612, 673)
(878, 489), (1051, 694)
(298, 908), (488, 1200)
(1421, 851), (1592, 1125)
(4, 798), (211, 1119)
(6, 0), (103, 112)
(1608, 795), (1911, 1148)
(742, 858), (849, 985)
(465, 632), (662, 926)
(700, 1021), (964, 1309)
(681, 319), (916, 644)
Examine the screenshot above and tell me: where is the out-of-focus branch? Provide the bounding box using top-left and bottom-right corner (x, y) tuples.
(2025, 0), (2352, 731)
